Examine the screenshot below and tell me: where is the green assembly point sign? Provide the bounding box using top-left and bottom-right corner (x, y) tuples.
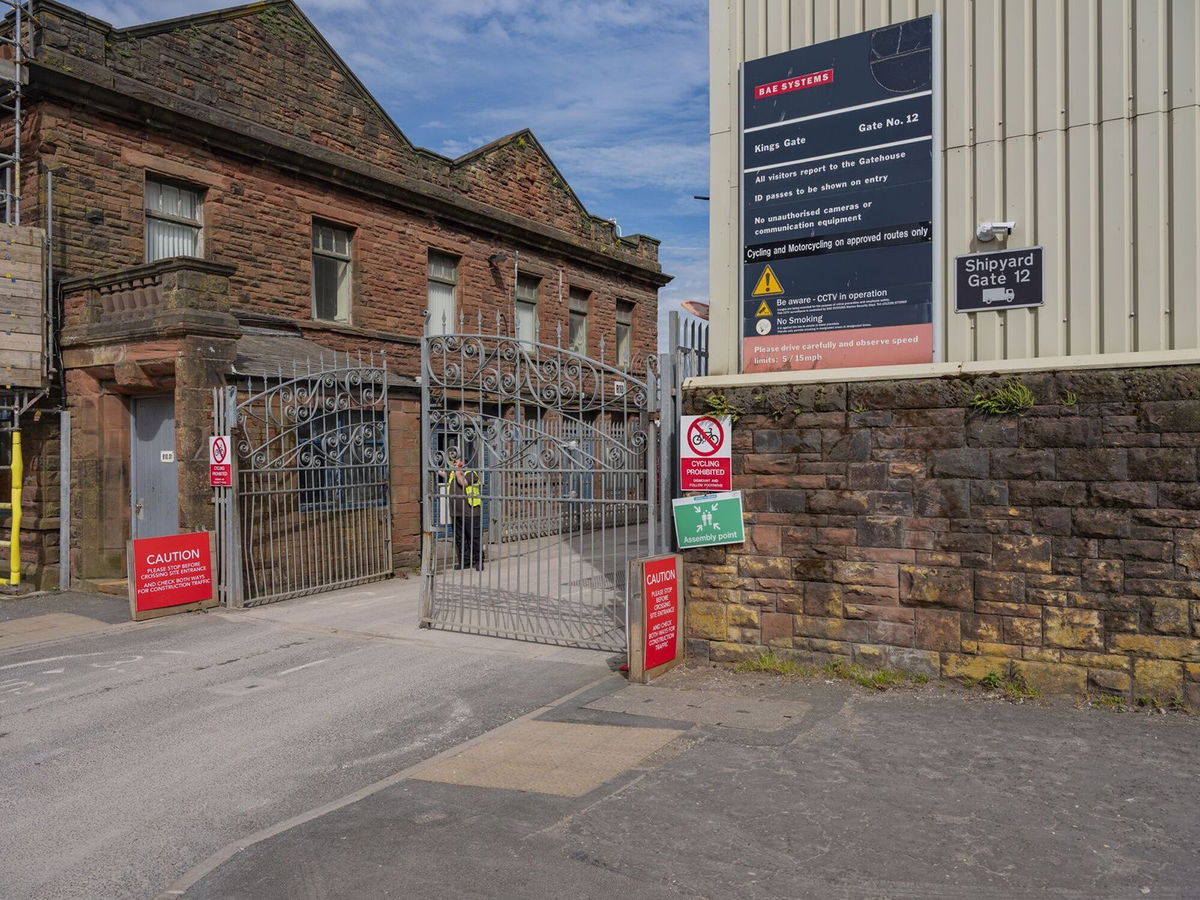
(672, 491), (746, 549)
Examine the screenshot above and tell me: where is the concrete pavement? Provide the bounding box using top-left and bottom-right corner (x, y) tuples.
(0, 577), (614, 899)
(179, 668), (1200, 900)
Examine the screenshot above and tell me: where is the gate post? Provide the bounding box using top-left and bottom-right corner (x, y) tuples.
(418, 332), (434, 625)
(656, 349), (675, 553)
(213, 384), (243, 607)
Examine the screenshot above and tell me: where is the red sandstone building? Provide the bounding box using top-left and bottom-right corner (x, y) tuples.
(1, 0), (669, 591)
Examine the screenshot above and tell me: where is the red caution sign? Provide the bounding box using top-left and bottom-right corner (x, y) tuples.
(628, 554), (684, 684)
(643, 556), (680, 671)
(679, 415), (732, 492)
(209, 435), (232, 487)
(130, 531), (214, 618)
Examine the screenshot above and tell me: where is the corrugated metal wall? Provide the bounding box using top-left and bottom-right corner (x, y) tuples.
(709, 0), (1200, 374)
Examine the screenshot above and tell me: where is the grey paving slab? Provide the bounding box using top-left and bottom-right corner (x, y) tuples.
(585, 684), (810, 731)
(0, 590), (129, 626)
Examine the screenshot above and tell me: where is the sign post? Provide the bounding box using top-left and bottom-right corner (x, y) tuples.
(209, 435), (232, 487)
(127, 531), (217, 622)
(741, 15), (938, 373)
(627, 554), (684, 684)
(680, 414), (732, 492)
(672, 492), (746, 549)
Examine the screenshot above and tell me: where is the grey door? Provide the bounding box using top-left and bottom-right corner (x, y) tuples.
(131, 395), (178, 539)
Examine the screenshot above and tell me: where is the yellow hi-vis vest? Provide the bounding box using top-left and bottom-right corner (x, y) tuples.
(445, 470), (483, 508)
(464, 475), (482, 508)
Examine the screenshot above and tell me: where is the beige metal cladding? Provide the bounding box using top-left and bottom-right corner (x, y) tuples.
(0, 224), (45, 387)
(709, 0), (1200, 375)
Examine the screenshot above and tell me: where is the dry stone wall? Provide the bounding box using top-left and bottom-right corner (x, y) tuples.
(683, 366), (1200, 709)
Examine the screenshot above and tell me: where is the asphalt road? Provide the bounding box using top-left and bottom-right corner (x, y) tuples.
(0, 580), (612, 899)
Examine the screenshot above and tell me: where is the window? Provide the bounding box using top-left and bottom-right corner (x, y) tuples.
(299, 409), (387, 511)
(145, 177), (203, 261)
(568, 287), (589, 355)
(312, 220), (352, 322)
(515, 273), (540, 348)
(616, 299), (634, 369)
(427, 251), (458, 335)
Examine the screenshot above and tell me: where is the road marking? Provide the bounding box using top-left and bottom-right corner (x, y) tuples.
(0, 653), (93, 671)
(91, 656), (143, 669)
(274, 658), (331, 677)
(41, 668), (64, 674)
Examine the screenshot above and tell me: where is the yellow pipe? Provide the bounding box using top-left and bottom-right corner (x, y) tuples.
(10, 430), (21, 586)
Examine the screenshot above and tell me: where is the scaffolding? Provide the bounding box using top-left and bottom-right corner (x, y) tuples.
(1, 0), (29, 225)
(0, 2), (37, 585)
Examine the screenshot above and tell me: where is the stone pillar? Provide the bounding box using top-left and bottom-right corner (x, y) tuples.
(388, 386), (422, 570)
(176, 334), (238, 534)
(68, 369), (132, 580)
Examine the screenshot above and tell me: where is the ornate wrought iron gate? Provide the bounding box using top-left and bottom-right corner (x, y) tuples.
(419, 326), (658, 651)
(215, 353), (392, 607)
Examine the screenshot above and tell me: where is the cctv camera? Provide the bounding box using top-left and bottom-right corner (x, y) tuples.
(976, 221), (1016, 242)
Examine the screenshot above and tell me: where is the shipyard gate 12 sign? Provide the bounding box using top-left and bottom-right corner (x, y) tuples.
(742, 15), (936, 373)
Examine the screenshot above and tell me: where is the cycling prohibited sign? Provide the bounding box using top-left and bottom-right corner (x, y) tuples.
(680, 415), (732, 492)
(209, 435), (232, 487)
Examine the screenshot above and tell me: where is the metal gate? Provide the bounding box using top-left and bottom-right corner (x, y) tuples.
(419, 324), (657, 651)
(214, 353), (393, 607)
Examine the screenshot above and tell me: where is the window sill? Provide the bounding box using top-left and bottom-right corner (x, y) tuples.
(302, 319), (421, 345)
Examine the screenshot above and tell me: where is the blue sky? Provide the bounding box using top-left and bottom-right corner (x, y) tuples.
(70, 0), (711, 331)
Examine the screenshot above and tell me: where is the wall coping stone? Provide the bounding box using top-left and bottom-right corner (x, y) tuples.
(687, 348), (1200, 391)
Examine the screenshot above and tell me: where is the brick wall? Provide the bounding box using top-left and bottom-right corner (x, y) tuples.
(30, 0), (662, 267)
(683, 366), (1200, 709)
(32, 101), (660, 375)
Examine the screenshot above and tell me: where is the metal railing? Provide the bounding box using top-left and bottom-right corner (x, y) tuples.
(214, 352), (393, 607)
(419, 316), (655, 651)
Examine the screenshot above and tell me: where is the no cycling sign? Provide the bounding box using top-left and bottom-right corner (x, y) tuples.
(680, 415), (732, 492)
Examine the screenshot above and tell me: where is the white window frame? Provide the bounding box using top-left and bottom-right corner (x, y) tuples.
(515, 273), (540, 348)
(311, 219), (353, 323)
(145, 177), (204, 262)
(568, 287), (589, 356)
(427, 251), (459, 335)
(616, 299), (634, 369)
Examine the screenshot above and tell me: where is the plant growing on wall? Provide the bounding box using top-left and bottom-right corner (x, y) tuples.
(703, 392), (742, 422)
(970, 378), (1036, 416)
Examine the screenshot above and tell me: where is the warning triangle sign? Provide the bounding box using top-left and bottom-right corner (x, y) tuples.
(752, 264), (784, 296)
(755, 299), (772, 317)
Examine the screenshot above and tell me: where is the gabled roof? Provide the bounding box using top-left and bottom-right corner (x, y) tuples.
(30, 0), (667, 280)
(106, 0), (416, 154)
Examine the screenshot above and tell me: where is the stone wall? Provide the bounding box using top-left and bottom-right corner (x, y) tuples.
(26, 1), (666, 374)
(14, 415), (61, 590)
(683, 365), (1200, 709)
(28, 100), (660, 377)
(32, 0), (660, 257)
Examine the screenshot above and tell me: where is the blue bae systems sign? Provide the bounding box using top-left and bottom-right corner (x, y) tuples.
(742, 16), (936, 373)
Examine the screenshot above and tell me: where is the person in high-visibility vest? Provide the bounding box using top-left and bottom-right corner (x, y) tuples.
(445, 457), (483, 570)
